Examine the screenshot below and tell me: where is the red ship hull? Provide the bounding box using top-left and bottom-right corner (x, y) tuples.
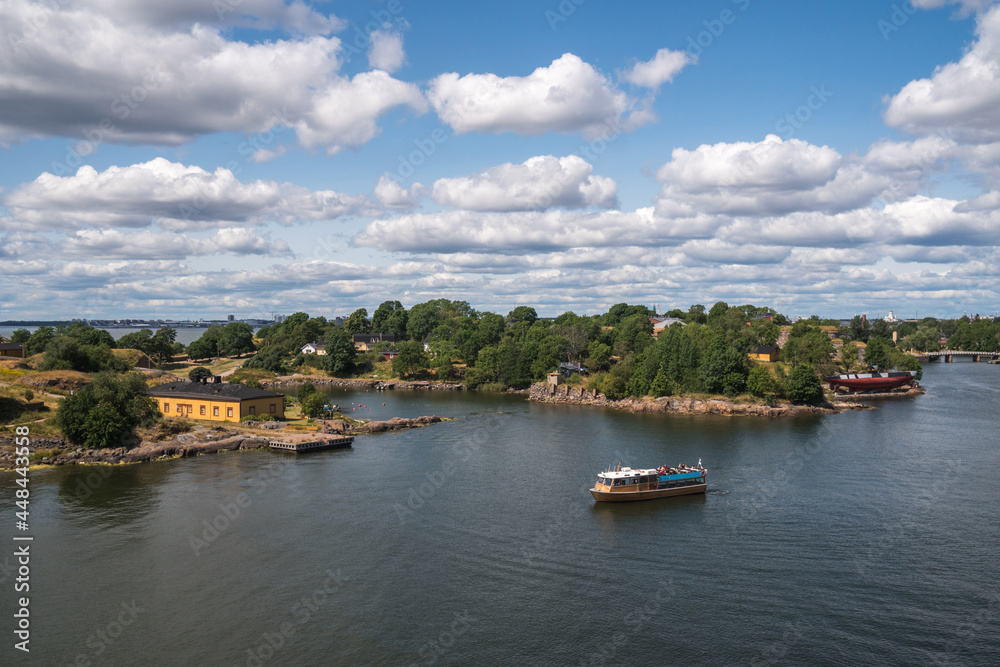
(825, 372), (916, 392)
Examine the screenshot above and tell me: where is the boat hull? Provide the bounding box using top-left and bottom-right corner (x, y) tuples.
(825, 372), (916, 392)
(590, 482), (707, 502)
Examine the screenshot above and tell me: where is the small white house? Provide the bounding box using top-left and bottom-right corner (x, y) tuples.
(301, 341), (326, 355)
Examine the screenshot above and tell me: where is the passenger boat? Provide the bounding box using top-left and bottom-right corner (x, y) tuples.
(590, 461), (707, 502)
(824, 370), (917, 393)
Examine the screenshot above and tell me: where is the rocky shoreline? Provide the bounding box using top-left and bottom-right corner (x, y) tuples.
(0, 415), (447, 470)
(527, 382), (892, 416)
(262, 375), (464, 391)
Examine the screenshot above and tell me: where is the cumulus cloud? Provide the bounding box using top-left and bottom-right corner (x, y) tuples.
(76, 0), (346, 34)
(374, 175), (425, 210)
(354, 207), (720, 254)
(654, 135), (892, 217)
(885, 5), (1000, 142)
(430, 155), (617, 212)
(368, 30), (406, 72)
(0, 0), (423, 151)
(623, 48), (693, 89)
(59, 228), (290, 259)
(427, 53), (649, 138)
(911, 0), (998, 15)
(3, 158), (374, 231)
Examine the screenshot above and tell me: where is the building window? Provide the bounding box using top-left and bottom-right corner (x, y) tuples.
(213, 406), (219, 416)
(249, 406), (255, 415)
(164, 403), (169, 413)
(227, 407), (233, 418)
(200, 405), (206, 415)
(270, 403), (276, 413)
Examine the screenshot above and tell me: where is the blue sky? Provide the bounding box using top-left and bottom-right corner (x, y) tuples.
(1, 0), (999, 321)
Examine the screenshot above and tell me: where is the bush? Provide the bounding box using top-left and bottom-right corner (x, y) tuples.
(23, 389), (34, 402)
(188, 366), (212, 382)
(784, 363), (825, 405)
(747, 366), (777, 399)
(56, 372), (159, 449)
(301, 392), (326, 418)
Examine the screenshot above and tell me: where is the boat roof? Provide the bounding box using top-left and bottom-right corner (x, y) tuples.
(598, 466), (704, 479)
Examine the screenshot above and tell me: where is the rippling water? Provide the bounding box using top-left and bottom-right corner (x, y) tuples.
(2, 362), (998, 665)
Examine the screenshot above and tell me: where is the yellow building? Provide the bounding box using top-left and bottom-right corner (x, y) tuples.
(147, 380), (285, 422)
(749, 345), (780, 363)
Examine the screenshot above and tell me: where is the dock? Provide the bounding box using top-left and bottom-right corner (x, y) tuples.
(268, 436), (354, 453)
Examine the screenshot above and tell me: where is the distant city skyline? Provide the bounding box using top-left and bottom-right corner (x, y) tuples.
(2, 1), (999, 319)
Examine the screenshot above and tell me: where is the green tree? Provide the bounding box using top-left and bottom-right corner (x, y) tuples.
(117, 329), (155, 356)
(39, 338), (130, 373)
(343, 308), (371, 335)
(784, 363), (825, 404)
(188, 366), (212, 382)
(392, 340), (428, 377)
(372, 300), (409, 339)
(300, 392), (326, 418)
(149, 328), (179, 362)
(219, 322), (255, 357)
(25, 326), (55, 356)
(10, 328), (31, 345)
(507, 306), (538, 325)
(323, 328), (357, 375)
(187, 326), (222, 361)
(298, 382), (317, 401)
(57, 372), (159, 449)
(864, 337), (892, 371)
(747, 366), (777, 399)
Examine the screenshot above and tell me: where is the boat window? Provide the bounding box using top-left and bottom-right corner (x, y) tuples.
(595, 478), (605, 487)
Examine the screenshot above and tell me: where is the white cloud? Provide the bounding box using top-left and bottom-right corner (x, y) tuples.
(0, 1), (423, 151)
(654, 135), (891, 217)
(374, 175), (425, 210)
(623, 48), (692, 89)
(59, 228), (290, 259)
(884, 5), (1000, 142)
(354, 207), (720, 254)
(427, 53), (649, 138)
(3, 158), (374, 231)
(368, 30), (406, 72)
(76, 0), (346, 34)
(911, 0), (998, 16)
(292, 70), (427, 154)
(430, 155), (617, 212)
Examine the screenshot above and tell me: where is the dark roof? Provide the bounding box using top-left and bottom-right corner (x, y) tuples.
(147, 381), (283, 402)
(560, 362), (587, 371)
(352, 333), (395, 343)
(753, 345), (780, 354)
(0, 343), (25, 350)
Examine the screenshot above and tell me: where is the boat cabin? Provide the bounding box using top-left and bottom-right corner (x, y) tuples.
(593, 466), (706, 494)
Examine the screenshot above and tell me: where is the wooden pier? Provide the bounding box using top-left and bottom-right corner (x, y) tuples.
(268, 436), (354, 453)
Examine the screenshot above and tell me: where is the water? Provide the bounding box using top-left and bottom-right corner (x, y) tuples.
(2, 362), (998, 665)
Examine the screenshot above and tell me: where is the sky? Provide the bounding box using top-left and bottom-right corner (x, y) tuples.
(1, 0), (1000, 322)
